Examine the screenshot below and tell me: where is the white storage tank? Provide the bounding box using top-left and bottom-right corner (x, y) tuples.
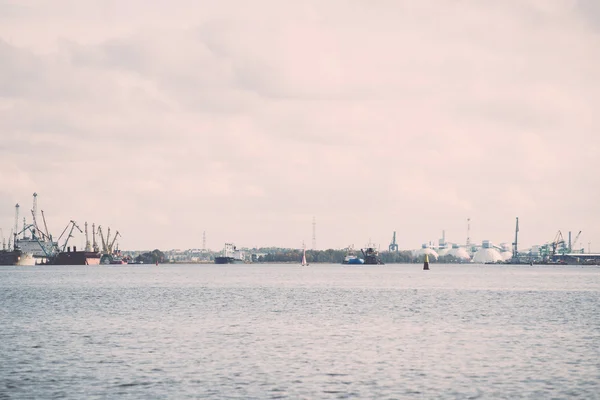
(473, 240), (503, 263)
(448, 244), (471, 261)
(415, 244), (439, 260)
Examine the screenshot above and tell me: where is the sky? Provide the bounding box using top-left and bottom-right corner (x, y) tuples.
(0, 0), (599, 252)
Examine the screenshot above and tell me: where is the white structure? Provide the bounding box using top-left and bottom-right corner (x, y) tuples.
(448, 244), (471, 261)
(499, 243), (513, 261)
(437, 247), (451, 256)
(473, 240), (503, 263)
(414, 244), (439, 260)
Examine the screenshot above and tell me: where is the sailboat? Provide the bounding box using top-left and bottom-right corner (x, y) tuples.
(301, 245), (309, 266)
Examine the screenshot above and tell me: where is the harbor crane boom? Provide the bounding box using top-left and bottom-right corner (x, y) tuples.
(41, 210), (51, 240)
(59, 220), (83, 252)
(551, 230), (565, 257)
(97, 225), (108, 253)
(571, 231), (582, 253)
(109, 231), (121, 253)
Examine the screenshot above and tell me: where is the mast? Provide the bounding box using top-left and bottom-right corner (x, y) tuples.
(85, 222), (91, 252)
(31, 192), (39, 238)
(14, 204), (19, 242)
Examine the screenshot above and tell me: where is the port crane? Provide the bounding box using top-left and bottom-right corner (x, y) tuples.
(389, 231), (399, 252)
(109, 231), (121, 254)
(97, 226), (108, 253)
(540, 230), (565, 261)
(512, 217), (519, 261)
(96, 226), (120, 254)
(57, 220), (83, 252)
(570, 231), (582, 253)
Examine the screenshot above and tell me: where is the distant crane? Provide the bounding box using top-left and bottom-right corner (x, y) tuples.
(570, 230), (582, 253)
(40, 210), (51, 241)
(96, 226), (121, 254)
(57, 220), (82, 252)
(92, 223), (99, 252)
(0, 228), (4, 250)
(109, 231), (120, 254)
(84, 222), (91, 252)
(389, 231), (399, 252)
(551, 230), (565, 258)
(30, 192), (41, 239)
(97, 226), (108, 253)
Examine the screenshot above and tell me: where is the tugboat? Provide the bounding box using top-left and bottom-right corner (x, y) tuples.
(361, 246), (384, 265)
(214, 243), (245, 264)
(342, 245), (364, 265)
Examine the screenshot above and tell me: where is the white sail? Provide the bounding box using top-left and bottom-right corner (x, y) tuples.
(301, 248), (308, 266)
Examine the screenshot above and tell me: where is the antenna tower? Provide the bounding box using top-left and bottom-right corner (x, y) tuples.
(202, 231), (206, 251)
(312, 216), (316, 250)
(466, 217), (471, 247)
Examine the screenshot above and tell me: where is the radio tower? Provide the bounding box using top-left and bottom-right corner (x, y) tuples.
(202, 231), (206, 251)
(466, 217), (471, 247)
(312, 216), (316, 250)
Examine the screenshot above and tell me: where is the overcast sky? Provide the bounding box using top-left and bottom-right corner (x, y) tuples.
(1, 0), (599, 252)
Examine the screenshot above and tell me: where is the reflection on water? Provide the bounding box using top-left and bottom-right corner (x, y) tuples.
(1, 264), (599, 399)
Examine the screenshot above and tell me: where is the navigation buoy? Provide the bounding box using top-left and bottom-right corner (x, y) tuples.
(423, 254), (430, 270)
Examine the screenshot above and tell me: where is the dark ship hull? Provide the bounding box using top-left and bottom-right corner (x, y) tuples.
(50, 250), (101, 265)
(214, 256), (245, 264)
(0, 249), (35, 266)
(361, 248), (384, 265)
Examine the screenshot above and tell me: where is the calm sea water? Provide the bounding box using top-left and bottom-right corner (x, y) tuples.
(1, 264), (599, 399)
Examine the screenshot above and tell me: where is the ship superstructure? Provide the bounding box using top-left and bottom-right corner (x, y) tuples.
(214, 243), (245, 264)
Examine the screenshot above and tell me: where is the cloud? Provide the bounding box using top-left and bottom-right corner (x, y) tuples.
(0, 0), (599, 251)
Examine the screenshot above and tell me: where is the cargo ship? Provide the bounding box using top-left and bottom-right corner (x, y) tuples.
(49, 246), (101, 265)
(214, 243), (245, 264)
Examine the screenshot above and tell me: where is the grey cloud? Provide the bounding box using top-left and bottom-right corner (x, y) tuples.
(0, 1), (599, 250)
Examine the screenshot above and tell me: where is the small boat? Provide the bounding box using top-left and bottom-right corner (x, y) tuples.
(301, 246), (309, 266)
